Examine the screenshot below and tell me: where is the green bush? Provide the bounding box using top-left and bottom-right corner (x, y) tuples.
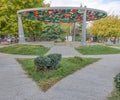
(34, 56), (51, 71)
(60, 36), (66, 42)
(115, 73), (120, 92)
(34, 54), (62, 71)
(47, 53), (62, 69)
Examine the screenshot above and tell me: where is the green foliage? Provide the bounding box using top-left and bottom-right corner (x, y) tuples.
(88, 15), (120, 37)
(115, 73), (120, 92)
(34, 53), (62, 71)
(34, 56), (51, 71)
(109, 90), (120, 100)
(0, 44), (49, 55)
(109, 73), (120, 100)
(40, 23), (65, 41)
(17, 57), (99, 91)
(60, 36), (66, 42)
(0, 0), (49, 37)
(47, 53), (62, 69)
(23, 20), (43, 41)
(76, 45), (120, 55)
(67, 56), (83, 64)
(60, 23), (71, 36)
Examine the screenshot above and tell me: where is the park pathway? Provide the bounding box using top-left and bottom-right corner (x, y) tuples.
(45, 54), (120, 100)
(0, 45), (120, 100)
(0, 53), (48, 100)
(46, 46), (82, 57)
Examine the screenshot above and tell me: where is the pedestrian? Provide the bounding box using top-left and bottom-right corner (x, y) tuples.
(87, 37), (91, 44)
(0, 37), (1, 44)
(113, 37), (117, 44)
(11, 37), (14, 44)
(7, 37), (11, 44)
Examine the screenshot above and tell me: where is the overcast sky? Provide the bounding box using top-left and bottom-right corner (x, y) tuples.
(44, 0), (120, 16)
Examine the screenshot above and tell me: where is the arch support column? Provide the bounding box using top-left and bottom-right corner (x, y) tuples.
(18, 15), (25, 43)
(81, 7), (87, 46)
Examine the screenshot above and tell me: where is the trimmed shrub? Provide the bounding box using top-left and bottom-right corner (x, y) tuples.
(47, 53), (62, 69)
(115, 73), (120, 92)
(34, 56), (51, 71)
(34, 53), (62, 71)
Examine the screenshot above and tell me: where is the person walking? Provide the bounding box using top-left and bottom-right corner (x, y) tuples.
(0, 37), (1, 44)
(113, 37), (117, 44)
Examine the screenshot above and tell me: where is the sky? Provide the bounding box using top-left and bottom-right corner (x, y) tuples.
(44, 0), (120, 16)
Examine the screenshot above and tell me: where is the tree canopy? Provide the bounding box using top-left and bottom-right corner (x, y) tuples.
(88, 15), (120, 37)
(0, 0), (46, 37)
(41, 23), (65, 41)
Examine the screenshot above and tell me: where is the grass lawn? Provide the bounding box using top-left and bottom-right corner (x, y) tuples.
(106, 44), (120, 47)
(109, 90), (120, 100)
(76, 45), (120, 55)
(0, 44), (50, 55)
(17, 57), (99, 92)
(112, 44), (120, 47)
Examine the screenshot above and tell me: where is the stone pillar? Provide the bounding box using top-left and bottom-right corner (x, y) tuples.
(18, 15), (25, 43)
(81, 7), (87, 46)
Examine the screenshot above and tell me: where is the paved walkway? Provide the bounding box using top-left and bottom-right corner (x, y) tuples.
(0, 53), (47, 100)
(46, 46), (82, 57)
(45, 55), (120, 100)
(0, 45), (120, 100)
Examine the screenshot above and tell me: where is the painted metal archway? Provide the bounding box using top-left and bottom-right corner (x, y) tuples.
(17, 7), (107, 45)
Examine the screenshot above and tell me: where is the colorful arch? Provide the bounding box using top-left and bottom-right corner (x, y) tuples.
(17, 7), (107, 23)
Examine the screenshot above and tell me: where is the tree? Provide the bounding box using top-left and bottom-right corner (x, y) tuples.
(23, 19), (43, 41)
(88, 15), (120, 37)
(0, 0), (46, 38)
(60, 23), (71, 36)
(40, 23), (65, 41)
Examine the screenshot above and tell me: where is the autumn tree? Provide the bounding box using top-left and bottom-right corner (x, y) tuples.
(60, 23), (71, 36)
(88, 15), (120, 37)
(0, 0), (48, 40)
